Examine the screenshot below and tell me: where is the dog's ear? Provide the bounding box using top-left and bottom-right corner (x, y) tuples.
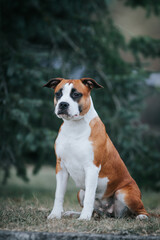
(43, 78), (63, 89)
(81, 78), (103, 90)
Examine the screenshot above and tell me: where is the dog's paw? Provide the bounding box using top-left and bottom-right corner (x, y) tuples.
(47, 210), (62, 220)
(78, 215), (91, 221)
(78, 211), (92, 221)
(136, 214), (148, 220)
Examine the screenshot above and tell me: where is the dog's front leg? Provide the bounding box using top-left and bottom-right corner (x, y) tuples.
(78, 165), (100, 220)
(48, 167), (68, 220)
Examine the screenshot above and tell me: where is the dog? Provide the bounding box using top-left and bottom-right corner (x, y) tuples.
(44, 77), (148, 220)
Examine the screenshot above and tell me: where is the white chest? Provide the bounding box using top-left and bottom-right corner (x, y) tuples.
(55, 100), (109, 198)
(56, 120), (94, 188)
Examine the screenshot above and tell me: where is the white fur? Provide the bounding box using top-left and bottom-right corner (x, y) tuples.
(56, 97), (98, 189)
(78, 164), (101, 220)
(136, 214), (148, 220)
(48, 167), (68, 219)
(56, 119), (93, 188)
(48, 85), (111, 220)
(55, 83), (81, 120)
(114, 191), (126, 218)
(96, 177), (109, 199)
(48, 94), (108, 220)
(58, 98), (100, 220)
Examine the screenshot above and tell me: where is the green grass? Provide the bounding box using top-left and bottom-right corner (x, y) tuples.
(0, 166), (160, 235)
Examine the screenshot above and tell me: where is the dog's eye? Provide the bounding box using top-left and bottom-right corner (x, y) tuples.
(55, 90), (62, 100)
(72, 92), (82, 98)
(70, 89), (82, 101)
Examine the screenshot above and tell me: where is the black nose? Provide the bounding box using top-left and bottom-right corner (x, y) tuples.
(59, 102), (69, 110)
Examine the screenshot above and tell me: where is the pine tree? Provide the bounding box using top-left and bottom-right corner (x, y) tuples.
(0, 0), (160, 189)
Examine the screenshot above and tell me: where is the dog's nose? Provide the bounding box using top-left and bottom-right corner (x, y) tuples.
(59, 102), (69, 110)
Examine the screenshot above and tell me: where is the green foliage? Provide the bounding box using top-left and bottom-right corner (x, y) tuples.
(124, 0), (160, 17)
(0, 0), (160, 189)
(129, 37), (160, 61)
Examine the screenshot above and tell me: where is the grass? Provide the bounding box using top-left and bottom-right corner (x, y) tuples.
(0, 166), (160, 235)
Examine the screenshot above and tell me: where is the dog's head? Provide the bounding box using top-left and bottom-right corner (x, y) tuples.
(44, 78), (103, 120)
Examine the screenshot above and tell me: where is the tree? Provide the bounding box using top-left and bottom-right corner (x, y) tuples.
(0, 0), (160, 189)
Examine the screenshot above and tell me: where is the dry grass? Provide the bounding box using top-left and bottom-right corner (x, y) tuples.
(0, 166), (160, 235)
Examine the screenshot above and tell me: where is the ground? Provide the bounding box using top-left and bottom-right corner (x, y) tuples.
(0, 166), (160, 235)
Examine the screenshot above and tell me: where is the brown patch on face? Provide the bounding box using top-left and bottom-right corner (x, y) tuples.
(54, 79), (74, 93)
(53, 79), (68, 108)
(71, 80), (91, 115)
(78, 94), (91, 116)
(54, 79), (91, 115)
(54, 97), (57, 106)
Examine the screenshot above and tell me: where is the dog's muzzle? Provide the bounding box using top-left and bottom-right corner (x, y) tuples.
(58, 102), (69, 115)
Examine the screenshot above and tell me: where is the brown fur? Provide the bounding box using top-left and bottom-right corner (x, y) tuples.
(77, 190), (83, 208)
(55, 156), (62, 174)
(49, 78), (148, 217)
(54, 79), (91, 115)
(89, 116), (148, 216)
(55, 124), (63, 174)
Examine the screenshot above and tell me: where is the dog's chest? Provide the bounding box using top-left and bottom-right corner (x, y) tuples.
(55, 121), (94, 188)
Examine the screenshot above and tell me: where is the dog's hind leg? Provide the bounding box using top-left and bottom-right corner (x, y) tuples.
(77, 189), (85, 207)
(114, 191), (129, 218)
(114, 183), (148, 219)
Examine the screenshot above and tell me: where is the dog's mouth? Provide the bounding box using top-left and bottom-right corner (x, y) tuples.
(57, 110), (79, 120)
(57, 110), (69, 116)
(57, 110), (71, 119)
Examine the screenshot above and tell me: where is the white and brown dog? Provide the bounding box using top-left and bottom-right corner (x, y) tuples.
(44, 77), (148, 220)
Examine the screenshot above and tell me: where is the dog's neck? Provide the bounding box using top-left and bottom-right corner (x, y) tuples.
(62, 97), (98, 134)
(84, 97), (98, 123)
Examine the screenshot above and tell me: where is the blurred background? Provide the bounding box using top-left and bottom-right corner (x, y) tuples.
(0, 0), (160, 191)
